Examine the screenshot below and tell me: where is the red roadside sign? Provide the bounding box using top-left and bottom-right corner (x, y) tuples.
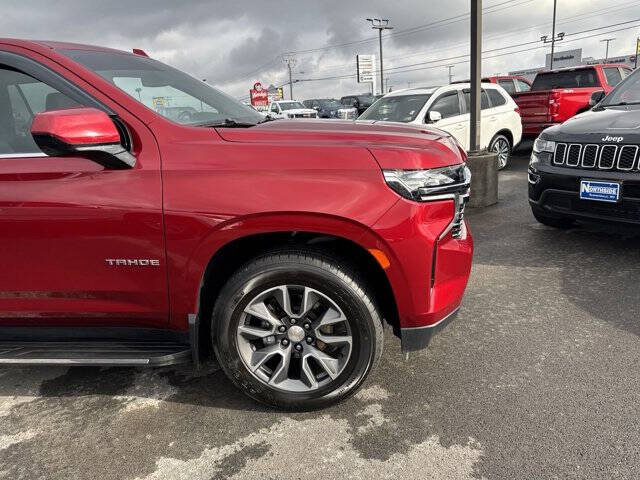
(250, 82), (269, 107)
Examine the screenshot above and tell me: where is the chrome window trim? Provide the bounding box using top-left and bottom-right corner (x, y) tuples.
(581, 144), (599, 168)
(0, 152), (47, 159)
(598, 145), (617, 170)
(617, 145), (638, 171)
(565, 143), (582, 167)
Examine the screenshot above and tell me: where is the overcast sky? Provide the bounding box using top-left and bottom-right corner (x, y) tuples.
(2, 0), (639, 100)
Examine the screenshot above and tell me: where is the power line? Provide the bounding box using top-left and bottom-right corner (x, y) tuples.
(288, 2), (640, 78)
(285, 21), (640, 85)
(276, 0), (533, 56)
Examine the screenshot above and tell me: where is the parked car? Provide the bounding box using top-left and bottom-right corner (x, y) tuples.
(302, 98), (357, 119)
(514, 64), (631, 137)
(0, 39), (473, 410)
(453, 76), (531, 96)
(340, 94), (376, 115)
(266, 100), (318, 119)
(359, 83), (522, 169)
(529, 66), (640, 229)
(483, 76), (531, 95)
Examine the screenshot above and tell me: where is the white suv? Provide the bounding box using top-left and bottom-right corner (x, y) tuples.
(358, 83), (522, 169)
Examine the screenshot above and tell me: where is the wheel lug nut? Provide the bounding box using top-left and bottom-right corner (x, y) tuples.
(304, 323), (311, 330)
(306, 336), (313, 344)
(290, 318), (297, 324)
(281, 339), (289, 346)
(278, 325), (286, 333)
(295, 344), (303, 351)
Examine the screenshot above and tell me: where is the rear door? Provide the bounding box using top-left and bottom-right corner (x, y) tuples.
(426, 89), (468, 150)
(461, 89), (491, 149)
(0, 50), (167, 328)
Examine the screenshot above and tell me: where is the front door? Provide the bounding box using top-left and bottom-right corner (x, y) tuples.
(427, 90), (468, 150)
(0, 53), (167, 328)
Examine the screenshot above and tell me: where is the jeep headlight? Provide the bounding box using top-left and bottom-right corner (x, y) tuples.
(383, 164), (471, 201)
(533, 137), (555, 154)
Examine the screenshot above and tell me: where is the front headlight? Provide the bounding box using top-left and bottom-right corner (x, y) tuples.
(533, 137), (555, 153)
(383, 164), (471, 201)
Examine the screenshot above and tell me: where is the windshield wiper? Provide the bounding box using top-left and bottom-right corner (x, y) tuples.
(208, 118), (259, 128)
(601, 101), (640, 108)
(257, 116), (279, 124)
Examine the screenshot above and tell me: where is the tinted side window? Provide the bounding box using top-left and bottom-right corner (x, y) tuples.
(462, 89), (490, 111)
(498, 79), (515, 94)
(0, 67), (82, 155)
(604, 67), (622, 87)
(515, 79), (531, 92)
(429, 91), (460, 119)
(487, 89), (507, 107)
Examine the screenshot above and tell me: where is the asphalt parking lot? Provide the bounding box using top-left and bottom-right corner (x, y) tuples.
(2, 149), (640, 480)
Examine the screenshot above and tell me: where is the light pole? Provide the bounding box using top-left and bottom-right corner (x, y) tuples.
(600, 38), (616, 61)
(470, 0), (481, 152)
(550, 0), (557, 69)
(447, 65), (455, 84)
(366, 18), (393, 95)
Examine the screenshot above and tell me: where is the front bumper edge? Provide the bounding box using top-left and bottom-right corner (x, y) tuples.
(400, 307), (460, 353)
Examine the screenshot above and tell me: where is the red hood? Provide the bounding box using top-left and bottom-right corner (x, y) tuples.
(215, 120), (465, 169)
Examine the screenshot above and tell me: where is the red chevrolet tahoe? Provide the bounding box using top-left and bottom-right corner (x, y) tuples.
(0, 39), (473, 409)
(514, 64), (631, 137)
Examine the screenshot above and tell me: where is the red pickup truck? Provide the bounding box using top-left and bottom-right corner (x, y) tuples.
(514, 64), (631, 137)
(0, 39), (473, 409)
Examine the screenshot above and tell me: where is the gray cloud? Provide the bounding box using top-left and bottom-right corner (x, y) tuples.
(1, 0), (638, 100)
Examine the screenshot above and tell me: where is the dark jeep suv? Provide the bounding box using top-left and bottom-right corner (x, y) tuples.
(529, 66), (640, 229)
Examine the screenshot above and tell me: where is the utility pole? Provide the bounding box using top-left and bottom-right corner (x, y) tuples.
(541, 0), (565, 69)
(470, 0), (481, 152)
(283, 56), (296, 100)
(635, 38), (640, 69)
(447, 65), (455, 84)
(366, 18), (393, 95)
(600, 38), (616, 61)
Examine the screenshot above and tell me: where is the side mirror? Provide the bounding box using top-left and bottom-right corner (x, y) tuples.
(31, 107), (135, 169)
(428, 111), (442, 123)
(589, 90), (605, 107)
(313, 106), (320, 111)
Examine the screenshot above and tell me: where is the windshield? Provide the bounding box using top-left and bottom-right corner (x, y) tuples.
(278, 101), (306, 111)
(319, 100), (342, 109)
(601, 68), (640, 106)
(357, 95), (375, 107)
(359, 94), (432, 122)
(531, 68), (599, 91)
(62, 50), (263, 126)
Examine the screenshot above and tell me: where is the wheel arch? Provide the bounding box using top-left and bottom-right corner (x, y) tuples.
(491, 129), (513, 148)
(194, 227), (400, 361)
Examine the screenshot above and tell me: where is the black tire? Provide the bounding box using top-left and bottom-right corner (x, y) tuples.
(212, 249), (384, 410)
(489, 133), (512, 170)
(532, 209), (574, 229)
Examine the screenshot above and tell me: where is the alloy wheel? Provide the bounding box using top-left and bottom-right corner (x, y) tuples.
(492, 137), (510, 169)
(235, 285), (353, 393)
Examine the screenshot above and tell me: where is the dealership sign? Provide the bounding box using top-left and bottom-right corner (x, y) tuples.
(357, 54), (375, 83)
(249, 82), (269, 107)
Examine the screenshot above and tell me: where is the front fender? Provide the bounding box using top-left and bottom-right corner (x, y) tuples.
(166, 210), (406, 330)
